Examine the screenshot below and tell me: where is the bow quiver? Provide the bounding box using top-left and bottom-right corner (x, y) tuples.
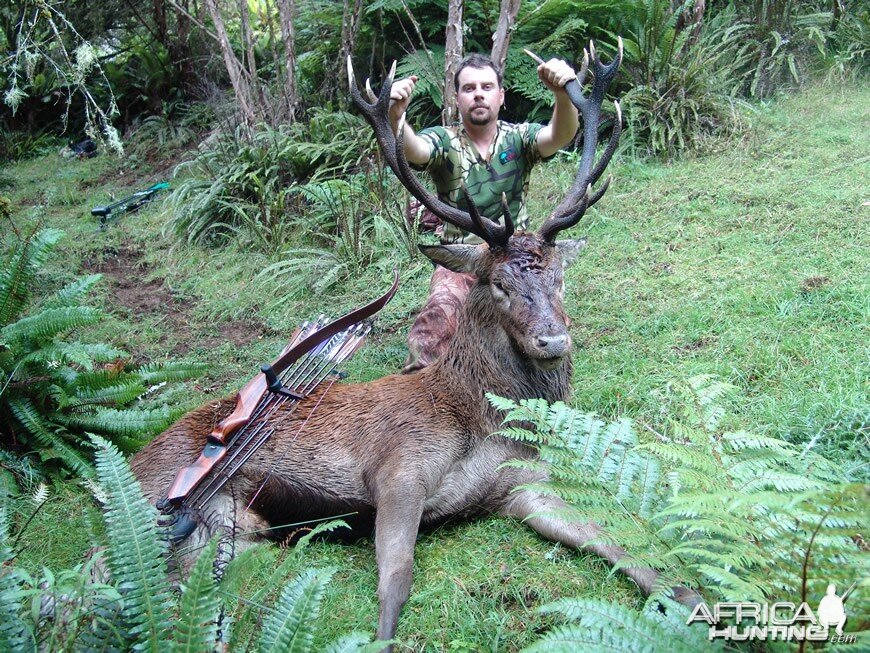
(158, 271), (399, 542)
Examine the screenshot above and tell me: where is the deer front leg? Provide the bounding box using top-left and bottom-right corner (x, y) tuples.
(503, 489), (666, 599)
(373, 485), (425, 648)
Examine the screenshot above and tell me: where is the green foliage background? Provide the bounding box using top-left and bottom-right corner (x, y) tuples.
(0, 0), (867, 650)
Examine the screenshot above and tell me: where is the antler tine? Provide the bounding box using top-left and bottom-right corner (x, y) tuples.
(348, 56), (512, 248)
(576, 48), (590, 88)
(365, 78), (377, 103)
(460, 184), (513, 247)
(585, 100), (621, 197)
(499, 192), (515, 240)
(538, 38), (623, 243)
(588, 174), (612, 207)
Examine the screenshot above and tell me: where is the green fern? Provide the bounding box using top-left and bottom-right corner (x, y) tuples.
(259, 567), (337, 653)
(1, 306), (102, 343)
(492, 374), (864, 646)
(523, 597), (720, 653)
(0, 228), (63, 326)
(1, 229), (203, 478)
(7, 397), (93, 475)
(1, 437), (370, 651)
(92, 434), (174, 651)
(620, 3), (752, 158)
(40, 274), (103, 308)
(171, 539), (221, 653)
(0, 505), (32, 653)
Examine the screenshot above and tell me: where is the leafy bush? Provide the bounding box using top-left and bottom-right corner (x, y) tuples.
(127, 101), (216, 161)
(166, 109), (378, 250)
(492, 375), (865, 646)
(823, 0), (869, 81)
(258, 170), (416, 298)
(619, 1), (751, 158)
(0, 128), (63, 164)
(0, 229), (203, 478)
(731, 0), (832, 98)
(0, 435), (381, 652)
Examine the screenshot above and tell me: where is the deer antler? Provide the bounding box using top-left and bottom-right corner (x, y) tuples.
(537, 38), (623, 243)
(347, 58), (514, 248)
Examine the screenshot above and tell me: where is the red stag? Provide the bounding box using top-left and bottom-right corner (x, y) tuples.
(131, 40), (696, 647)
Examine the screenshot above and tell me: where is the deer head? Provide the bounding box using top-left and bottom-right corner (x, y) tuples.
(348, 42), (622, 371)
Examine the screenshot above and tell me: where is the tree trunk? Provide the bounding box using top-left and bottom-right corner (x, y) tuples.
(337, 0), (364, 104)
(276, 0), (298, 121)
(490, 0), (520, 73)
(204, 0), (257, 126)
(443, 0), (463, 126)
(260, 0), (285, 109)
(169, 0), (196, 96)
(238, 0), (264, 116)
(153, 0), (169, 47)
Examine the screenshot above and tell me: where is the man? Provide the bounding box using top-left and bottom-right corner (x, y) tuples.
(390, 53), (578, 372)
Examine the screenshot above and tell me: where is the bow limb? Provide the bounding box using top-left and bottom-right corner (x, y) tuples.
(164, 270), (400, 506)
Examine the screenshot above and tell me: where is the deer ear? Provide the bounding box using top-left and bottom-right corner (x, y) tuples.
(419, 244), (486, 275)
(555, 238), (588, 269)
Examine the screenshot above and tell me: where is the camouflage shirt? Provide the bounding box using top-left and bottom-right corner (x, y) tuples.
(414, 121), (546, 244)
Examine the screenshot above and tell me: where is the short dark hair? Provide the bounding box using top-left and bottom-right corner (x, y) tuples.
(453, 54), (503, 91)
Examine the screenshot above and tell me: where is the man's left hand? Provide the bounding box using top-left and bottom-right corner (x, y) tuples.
(537, 59), (576, 93)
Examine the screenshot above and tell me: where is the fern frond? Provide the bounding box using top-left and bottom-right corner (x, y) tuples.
(43, 274), (103, 308)
(694, 564), (767, 602)
(136, 361), (206, 384)
(1, 307), (102, 343)
(259, 567), (336, 653)
(323, 633), (381, 653)
(525, 598), (707, 653)
(635, 442), (719, 475)
(0, 228), (63, 326)
(291, 520), (350, 557)
(734, 469), (824, 493)
(92, 434), (173, 651)
(171, 539), (221, 653)
(71, 369), (131, 392)
(496, 426), (544, 444)
(70, 381), (148, 408)
(8, 398), (93, 476)
(723, 430), (795, 452)
(61, 406), (172, 438)
(485, 393), (518, 413)
(16, 342), (106, 371)
(0, 504), (34, 652)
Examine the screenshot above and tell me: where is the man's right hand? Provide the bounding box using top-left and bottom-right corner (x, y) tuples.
(387, 74), (431, 165)
(389, 75), (419, 128)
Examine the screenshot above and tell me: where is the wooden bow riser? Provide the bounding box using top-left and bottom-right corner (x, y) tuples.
(161, 272), (399, 512)
(183, 322), (372, 511)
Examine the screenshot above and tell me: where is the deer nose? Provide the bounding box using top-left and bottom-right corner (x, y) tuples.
(536, 333), (569, 356)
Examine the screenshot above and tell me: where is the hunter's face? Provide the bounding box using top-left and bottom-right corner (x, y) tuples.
(456, 66), (504, 127)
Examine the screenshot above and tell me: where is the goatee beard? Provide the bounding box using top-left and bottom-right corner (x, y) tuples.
(468, 108), (493, 125)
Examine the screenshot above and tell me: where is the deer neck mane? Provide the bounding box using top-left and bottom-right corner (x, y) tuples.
(431, 281), (573, 418)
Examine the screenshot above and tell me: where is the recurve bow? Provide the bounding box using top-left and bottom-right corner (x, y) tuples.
(164, 271), (399, 505)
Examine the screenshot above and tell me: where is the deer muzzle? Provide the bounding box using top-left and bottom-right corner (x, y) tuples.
(529, 331), (572, 369)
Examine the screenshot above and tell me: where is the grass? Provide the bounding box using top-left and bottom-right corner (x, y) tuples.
(2, 79), (868, 649)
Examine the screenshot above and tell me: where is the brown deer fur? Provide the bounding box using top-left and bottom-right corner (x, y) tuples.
(133, 43), (699, 648)
(131, 235), (681, 645)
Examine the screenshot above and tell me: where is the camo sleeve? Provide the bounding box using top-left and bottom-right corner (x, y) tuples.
(515, 122), (549, 165)
(411, 126), (450, 172)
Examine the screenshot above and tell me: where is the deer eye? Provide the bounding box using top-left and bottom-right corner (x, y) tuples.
(491, 281), (508, 300)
